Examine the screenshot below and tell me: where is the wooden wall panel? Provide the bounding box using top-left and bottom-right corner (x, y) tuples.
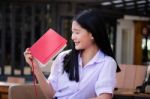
(134, 21), (145, 65)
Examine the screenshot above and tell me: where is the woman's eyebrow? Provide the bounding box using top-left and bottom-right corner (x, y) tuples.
(72, 28), (80, 32)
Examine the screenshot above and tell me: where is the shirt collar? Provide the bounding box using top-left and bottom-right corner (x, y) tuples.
(78, 50), (105, 67)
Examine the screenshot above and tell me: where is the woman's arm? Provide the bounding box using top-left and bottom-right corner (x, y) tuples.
(24, 48), (55, 99)
(33, 61), (55, 99)
(91, 93), (112, 99)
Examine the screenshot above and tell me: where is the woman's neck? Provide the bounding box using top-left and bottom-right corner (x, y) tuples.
(81, 45), (99, 67)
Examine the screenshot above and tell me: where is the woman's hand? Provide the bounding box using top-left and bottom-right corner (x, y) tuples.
(24, 48), (33, 67)
(24, 48), (55, 99)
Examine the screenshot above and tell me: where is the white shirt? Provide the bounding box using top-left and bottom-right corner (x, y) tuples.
(48, 50), (117, 99)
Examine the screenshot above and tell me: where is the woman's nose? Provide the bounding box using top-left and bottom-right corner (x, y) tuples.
(71, 33), (76, 40)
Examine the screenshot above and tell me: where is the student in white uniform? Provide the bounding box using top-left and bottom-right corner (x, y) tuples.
(24, 8), (120, 99)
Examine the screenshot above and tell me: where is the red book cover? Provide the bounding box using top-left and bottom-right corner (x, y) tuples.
(30, 28), (67, 65)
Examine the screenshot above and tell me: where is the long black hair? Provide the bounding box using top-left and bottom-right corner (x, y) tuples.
(63, 9), (121, 82)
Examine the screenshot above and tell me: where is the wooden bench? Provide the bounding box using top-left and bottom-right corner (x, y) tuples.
(114, 64), (150, 99)
(116, 64), (148, 89)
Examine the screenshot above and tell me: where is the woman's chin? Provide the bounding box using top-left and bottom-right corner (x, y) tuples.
(75, 47), (84, 51)
(75, 46), (81, 50)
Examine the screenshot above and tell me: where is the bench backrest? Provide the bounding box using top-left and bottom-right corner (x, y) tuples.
(116, 64), (147, 89)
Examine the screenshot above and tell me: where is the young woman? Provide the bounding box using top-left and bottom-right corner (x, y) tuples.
(24, 9), (120, 99)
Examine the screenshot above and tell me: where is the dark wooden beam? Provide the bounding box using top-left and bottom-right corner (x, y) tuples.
(10, 5), (15, 76)
(55, 0), (108, 3)
(20, 5), (25, 76)
(30, 6), (35, 45)
(132, 0), (138, 15)
(0, 0), (52, 4)
(0, 0), (107, 3)
(145, 0), (149, 16)
(1, 4), (6, 76)
(97, 8), (123, 18)
(122, 0), (126, 12)
(109, 0), (115, 9)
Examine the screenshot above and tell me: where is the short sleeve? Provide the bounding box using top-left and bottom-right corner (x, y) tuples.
(95, 57), (117, 96)
(47, 50), (71, 91)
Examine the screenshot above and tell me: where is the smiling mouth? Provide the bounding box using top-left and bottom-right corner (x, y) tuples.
(75, 42), (80, 45)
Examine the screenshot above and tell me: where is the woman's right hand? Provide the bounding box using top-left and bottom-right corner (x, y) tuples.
(24, 49), (55, 99)
(23, 48), (33, 67)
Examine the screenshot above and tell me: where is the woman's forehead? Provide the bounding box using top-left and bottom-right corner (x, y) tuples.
(72, 21), (82, 30)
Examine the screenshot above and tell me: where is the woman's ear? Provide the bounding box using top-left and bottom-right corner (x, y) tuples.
(90, 34), (94, 40)
(88, 31), (94, 40)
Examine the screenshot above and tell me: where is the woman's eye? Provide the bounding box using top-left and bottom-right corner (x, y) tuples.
(75, 32), (80, 34)
(72, 32), (79, 34)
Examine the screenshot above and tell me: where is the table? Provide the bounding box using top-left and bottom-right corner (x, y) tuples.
(114, 88), (150, 99)
(0, 82), (16, 99)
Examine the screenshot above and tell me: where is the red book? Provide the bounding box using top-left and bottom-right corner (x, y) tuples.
(30, 28), (67, 66)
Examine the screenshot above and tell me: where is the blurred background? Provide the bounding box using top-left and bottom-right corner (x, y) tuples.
(0, 0), (150, 82)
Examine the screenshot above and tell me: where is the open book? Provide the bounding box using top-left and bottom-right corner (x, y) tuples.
(30, 28), (67, 67)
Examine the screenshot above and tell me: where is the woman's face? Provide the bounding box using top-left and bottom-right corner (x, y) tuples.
(71, 21), (95, 50)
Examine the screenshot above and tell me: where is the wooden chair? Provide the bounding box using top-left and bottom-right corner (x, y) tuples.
(8, 84), (46, 99)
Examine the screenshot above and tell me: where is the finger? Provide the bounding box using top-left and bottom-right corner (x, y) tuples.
(24, 49), (31, 56)
(26, 48), (31, 52)
(25, 54), (33, 60)
(25, 56), (33, 65)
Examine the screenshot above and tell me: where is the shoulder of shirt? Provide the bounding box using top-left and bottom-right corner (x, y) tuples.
(103, 55), (116, 64)
(57, 49), (72, 58)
